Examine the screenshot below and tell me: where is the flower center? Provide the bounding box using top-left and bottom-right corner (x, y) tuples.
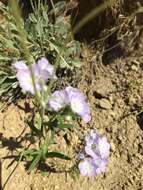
(91, 144), (96, 152)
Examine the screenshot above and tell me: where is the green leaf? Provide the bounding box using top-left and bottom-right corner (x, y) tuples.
(0, 83), (12, 96)
(40, 170), (48, 177)
(28, 152), (42, 172)
(0, 75), (7, 85)
(21, 149), (39, 156)
(46, 151), (70, 160)
(69, 166), (80, 181)
(34, 112), (42, 130)
(50, 130), (56, 144)
(57, 123), (74, 129)
(41, 140), (49, 159)
(71, 60), (82, 67)
(25, 154), (34, 161)
(26, 117), (41, 136)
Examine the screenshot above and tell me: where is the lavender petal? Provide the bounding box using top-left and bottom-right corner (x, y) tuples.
(48, 90), (69, 111)
(78, 158), (97, 176)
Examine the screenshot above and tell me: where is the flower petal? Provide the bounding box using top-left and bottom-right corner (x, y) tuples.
(65, 86), (91, 123)
(97, 136), (110, 159)
(78, 158), (97, 176)
(12, 60), (28, 71)
(37, 57), (57, 80)
(48, 90), (69, 111)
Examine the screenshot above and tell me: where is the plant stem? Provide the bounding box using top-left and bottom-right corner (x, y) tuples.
(2, 154), (23, 190)
(9, 0), (39, 102)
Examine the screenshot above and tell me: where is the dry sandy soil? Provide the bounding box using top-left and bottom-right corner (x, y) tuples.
(0, 45), (143, 190)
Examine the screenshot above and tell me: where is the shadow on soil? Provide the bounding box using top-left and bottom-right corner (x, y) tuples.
(137, 112), (143, 131)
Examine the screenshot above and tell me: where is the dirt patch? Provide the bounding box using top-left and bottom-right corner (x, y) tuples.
(0, 46), (143, 189)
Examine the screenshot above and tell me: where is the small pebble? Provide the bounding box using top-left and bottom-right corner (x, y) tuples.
(99, 99), (112, 110)
(131, 65), (138, 71)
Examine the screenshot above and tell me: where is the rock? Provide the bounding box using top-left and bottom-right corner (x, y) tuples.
(99, 99), (112, 110)
(93, 77), (115, 98)
(131, 65), (138, 71)
(128, 96), (136, 106)
(94, 89), (107, 98)
(109, 110), (116, 118)
(110, 141), (116, 152)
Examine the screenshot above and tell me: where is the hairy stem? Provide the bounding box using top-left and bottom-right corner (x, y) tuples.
(9, 0), (39, 101)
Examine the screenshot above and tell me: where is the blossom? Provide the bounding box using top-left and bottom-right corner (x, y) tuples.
(13, 57), (57, 94)
(12, 60), (28, 70)
(85, 130), (110, 159)
(48, 90), (69, 111)
(85, 129), (99, 146)
(65, 86), (86, 101)
(78, 158), (97, 176)
(78, 130), (110, 176)
(94, 158), (108, 174)
(96, 136), (110, 159)
(37, 57), (57, 80)
(48, 86), (91, 123)
(14, 62), (42, 94)
(85, 145), (98, 160)
(65, 86), (91, 123)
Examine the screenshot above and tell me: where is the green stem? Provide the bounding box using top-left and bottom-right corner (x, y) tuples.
(2, 154), (23, 190)
(9, 0), (39, 102)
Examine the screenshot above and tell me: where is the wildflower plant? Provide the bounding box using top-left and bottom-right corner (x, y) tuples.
(2, 0), (110, 182)
(13, 57), (92, 172)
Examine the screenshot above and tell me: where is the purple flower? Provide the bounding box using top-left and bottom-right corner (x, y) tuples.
(96, 136), (110, 159)
(37, 57), (57, 80)
(65, 86), (91, 123)
(85, 145), (99, 160)
(78, 158), (97, 176)
(65, 86), (86, 101)
(13, 57), (57, 94)
(85, 131), (110, 159)
(84, 130), (99, 159)
(94, 158), (108, 174)
(14, 62), (42, 94)
(48, 86), (91, 123)
(85, 130), (99, 146)
(12, 60), (28, 70)
(48, 90), (69, 111)
(78, 130), (110, 176)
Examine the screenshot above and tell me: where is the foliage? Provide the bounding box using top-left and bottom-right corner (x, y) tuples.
(0, 1), (81, 105)
(0, 3), (21, 103)
(26, 1), (81, 68)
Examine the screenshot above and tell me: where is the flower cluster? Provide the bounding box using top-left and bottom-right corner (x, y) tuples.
(78, 130), (110, 176)
(13, 58), (91, 123)
(48, 86), (91, 123)
(13, 57), (57, 94)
